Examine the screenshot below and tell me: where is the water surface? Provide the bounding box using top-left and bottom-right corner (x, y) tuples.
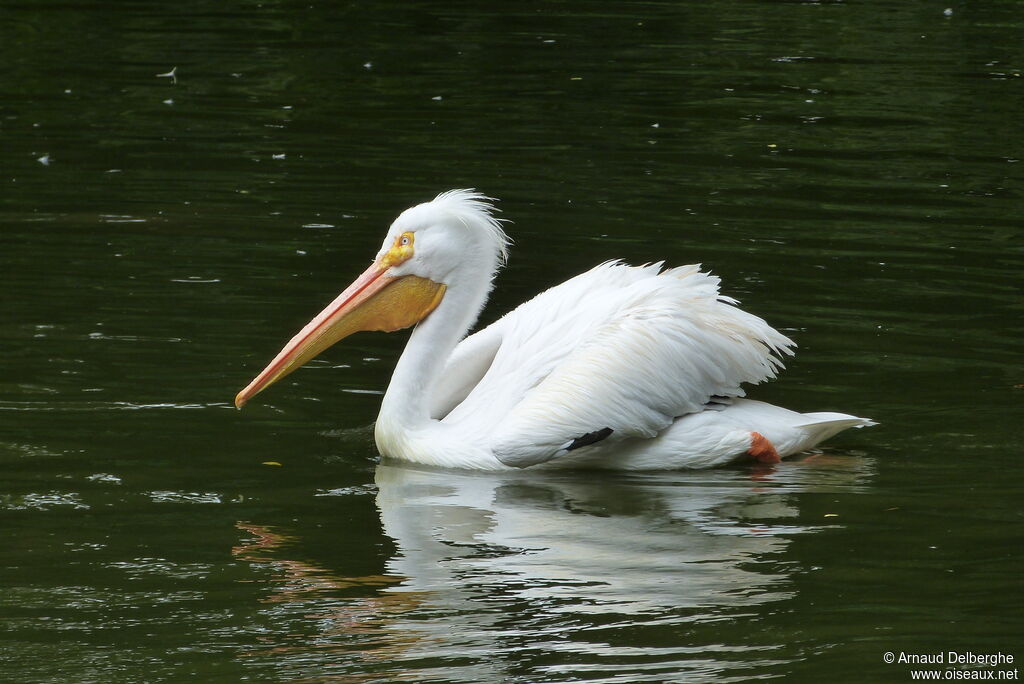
(2, 1), (1022, 682)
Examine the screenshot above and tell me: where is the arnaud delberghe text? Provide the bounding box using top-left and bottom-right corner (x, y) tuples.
(899, 652), (1014, 668)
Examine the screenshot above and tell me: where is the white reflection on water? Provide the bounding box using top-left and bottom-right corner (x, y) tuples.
(376, 465), (803, 616)
(369, 456), (872, 682)
(235, 455), (873, 683)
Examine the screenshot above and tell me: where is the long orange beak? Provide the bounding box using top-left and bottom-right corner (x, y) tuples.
(235, 260), (445, 408)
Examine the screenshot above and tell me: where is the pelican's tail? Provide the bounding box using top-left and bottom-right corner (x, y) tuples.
(709, 399), (875, 458)
(788, 412), (877, 454)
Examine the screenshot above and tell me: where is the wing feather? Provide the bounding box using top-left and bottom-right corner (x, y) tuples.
(439, 262), (794, 468)
(429, 323), (503, 420)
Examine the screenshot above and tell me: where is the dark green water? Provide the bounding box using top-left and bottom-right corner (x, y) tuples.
(3, 1), (1022, 682)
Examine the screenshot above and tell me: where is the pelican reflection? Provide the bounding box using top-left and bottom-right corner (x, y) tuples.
(374, 457), (871, 619)
(234, 455), (872, 681)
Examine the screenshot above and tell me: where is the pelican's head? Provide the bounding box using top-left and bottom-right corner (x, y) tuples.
(377, 189), (510, 285)
(234, 189), (509, 408)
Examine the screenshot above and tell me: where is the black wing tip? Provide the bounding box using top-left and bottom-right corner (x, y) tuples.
(565, 427), (614, 452)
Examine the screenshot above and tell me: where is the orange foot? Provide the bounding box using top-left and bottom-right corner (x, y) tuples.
(748, 432), (781, 464)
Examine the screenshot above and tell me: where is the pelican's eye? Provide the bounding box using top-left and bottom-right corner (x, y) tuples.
(381, 231), (415, 269)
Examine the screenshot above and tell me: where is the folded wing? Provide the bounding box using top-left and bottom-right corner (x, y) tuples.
(439, 262), (795, 468)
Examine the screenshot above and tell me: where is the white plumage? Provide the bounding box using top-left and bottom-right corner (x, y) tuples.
(237, 190), (874, 470)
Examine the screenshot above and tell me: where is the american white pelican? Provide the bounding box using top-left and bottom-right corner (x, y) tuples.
(236, 190), (873, 470)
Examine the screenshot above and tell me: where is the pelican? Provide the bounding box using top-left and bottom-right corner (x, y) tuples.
(235, 190), (873, 470)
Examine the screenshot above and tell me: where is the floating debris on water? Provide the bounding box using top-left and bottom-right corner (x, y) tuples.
(156, 66), (177, 83)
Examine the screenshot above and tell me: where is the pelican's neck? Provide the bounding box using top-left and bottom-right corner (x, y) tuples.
(378, 271), (490, 430)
